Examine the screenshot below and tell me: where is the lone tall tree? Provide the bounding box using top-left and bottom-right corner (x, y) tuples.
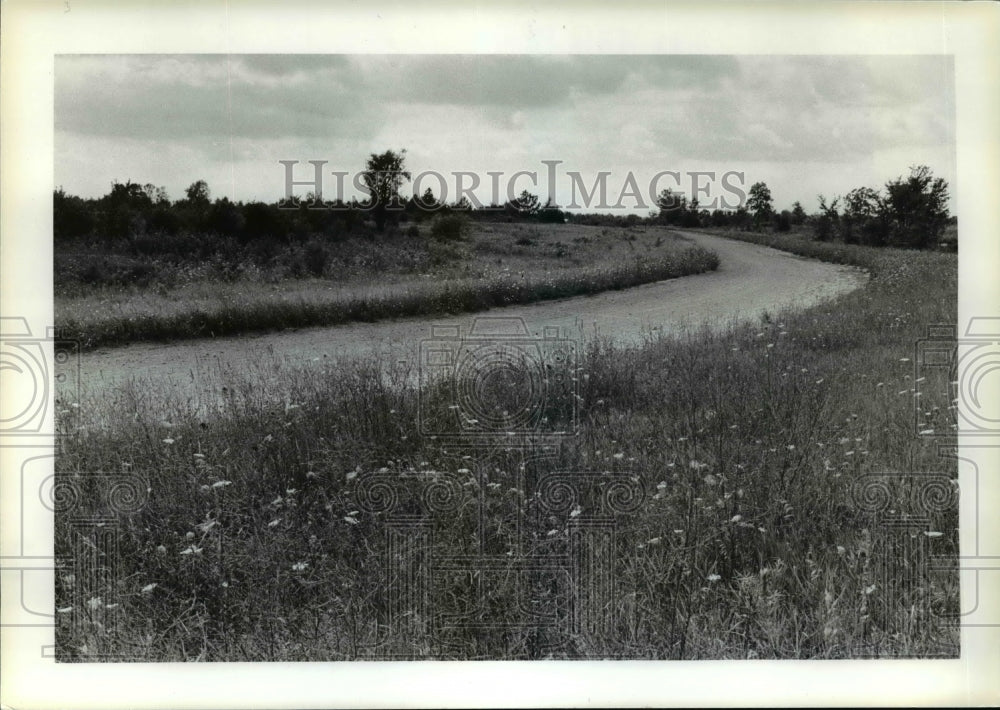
(362, 149), (411, 231)
(746, 182), (774, 229)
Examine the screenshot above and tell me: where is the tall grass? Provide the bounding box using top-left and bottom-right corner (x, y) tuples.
(55, 230), (957, 660)
(57, 237), (718, 350)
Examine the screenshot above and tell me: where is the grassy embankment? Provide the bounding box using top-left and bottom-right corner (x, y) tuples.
(56, 223), (718, 349)
(55, 228), (958, 660)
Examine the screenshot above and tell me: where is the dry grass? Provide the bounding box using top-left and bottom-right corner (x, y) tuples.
(56, 224), (717, 349)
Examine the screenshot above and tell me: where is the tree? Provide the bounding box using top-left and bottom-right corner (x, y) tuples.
(882, 165), (949, 249)
(509, 190), (540, 218)
(814, 195), (839, 242)
(790, 201), (807, 225)
(143, 183), (171, 206)
(185, 180), (210, 206)
(842, 186), (887, 245)
(415, 187), (439, 212)
(53, 188), (95, 240)
(746, 182), (774, 229)
(362, 149), (411, 232)
(101, 180), (153, 241)
(537, 197), (566, 224)
(656, 188), (687, 225)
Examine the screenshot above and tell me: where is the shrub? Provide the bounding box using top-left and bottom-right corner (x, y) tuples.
(303, 240), (329, 277)
(774, 210), (792, 232)
(430, 214), (469, 242)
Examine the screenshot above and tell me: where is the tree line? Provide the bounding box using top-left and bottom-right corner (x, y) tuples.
(55, 149), (952, 251)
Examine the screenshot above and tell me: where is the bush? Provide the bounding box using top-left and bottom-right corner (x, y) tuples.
(774, 211), (792, 232)
(406, 224), (420, 239)
(303, 240), (329, 277)
(54, 190), (95, 240)
(430, 214), (469, 242)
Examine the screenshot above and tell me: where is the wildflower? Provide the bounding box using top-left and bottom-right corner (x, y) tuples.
(141, 583), (157, 594)
(646, 537), (662, 546)
(919, 429), (935, 435)
(86, 597), (103, 610)
(185, 531), (195, 539)
(286, 488), (298, 496)
(546, 529), (559, 537)
(211, 480), (231, 489)
(193, 453), (205, 459)
(180, 546), (202, 555)
(707, 574), (721, 582)
(703, 474), (718, 486)
(899, 358), (910, 362)
(345, 470), (358, 481)
(924, 531), (944, 538)
(268, 519), (280, 528)
(457, 468), (471, 474)
(569, 505), (583, 518)
(864, 584), (876, 595)
(343, 516), (359, 525)
(196, 519), (217, 534)
(730, 514), (743, 523)
(162, 438), (175, 445)
(836, 545), (846, 555)
(57, 606), (73, 614)
(156, 545), (167, 554)
(656, 481), (668, 490)
(613, 453), (624, 460)
(291, 561), (308, 572)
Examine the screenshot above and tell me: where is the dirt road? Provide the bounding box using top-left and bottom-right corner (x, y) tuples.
(74, 230), (867, 401)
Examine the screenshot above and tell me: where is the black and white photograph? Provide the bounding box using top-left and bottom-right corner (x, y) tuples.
(2, 2), (998, 708)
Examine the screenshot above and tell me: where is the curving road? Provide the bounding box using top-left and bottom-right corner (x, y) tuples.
(73, 230), (867, 403)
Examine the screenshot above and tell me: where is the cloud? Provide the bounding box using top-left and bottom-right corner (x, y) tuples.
(54, 54), (956, 211)
(56, 54), (378, 142)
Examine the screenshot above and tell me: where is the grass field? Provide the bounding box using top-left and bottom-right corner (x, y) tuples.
(55, 223), (718, 350)
(54, 228), (958, 660)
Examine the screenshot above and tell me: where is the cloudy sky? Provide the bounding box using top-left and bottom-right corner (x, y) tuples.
(55, 54), (956, 213)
